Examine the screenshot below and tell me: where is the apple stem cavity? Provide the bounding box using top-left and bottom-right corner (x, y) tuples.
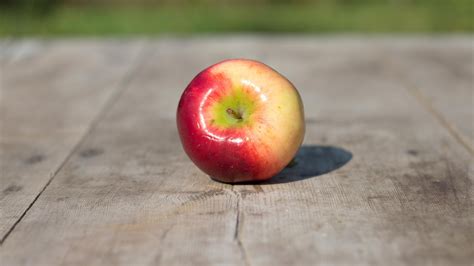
(226, 108), (243, 121)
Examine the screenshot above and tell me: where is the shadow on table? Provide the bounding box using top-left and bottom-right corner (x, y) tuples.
(262, 145), (353, 185)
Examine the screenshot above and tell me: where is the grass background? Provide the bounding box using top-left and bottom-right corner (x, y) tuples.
(0, 0), (472, 36)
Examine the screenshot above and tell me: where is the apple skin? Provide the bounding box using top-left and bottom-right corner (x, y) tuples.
(177, 59), (305, 183)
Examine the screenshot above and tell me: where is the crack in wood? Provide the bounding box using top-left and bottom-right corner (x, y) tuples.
(253, 185), (264, 193)
(232, 187), (251, 266)
(153, 224), (174, 264)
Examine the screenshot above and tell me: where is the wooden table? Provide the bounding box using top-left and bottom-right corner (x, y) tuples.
(1, 37), (473, 266)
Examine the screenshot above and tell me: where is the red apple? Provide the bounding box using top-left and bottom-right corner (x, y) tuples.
(177, 59), (305, 183)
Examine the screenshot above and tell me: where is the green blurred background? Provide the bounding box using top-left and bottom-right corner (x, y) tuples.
(0, 0), (472, 36)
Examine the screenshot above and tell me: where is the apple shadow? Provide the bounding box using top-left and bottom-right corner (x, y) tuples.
(261, 145), (353, 184)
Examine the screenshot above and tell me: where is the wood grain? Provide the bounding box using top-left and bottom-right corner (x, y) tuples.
(382, 37), (474, 152)
(0, 40), (144, 241)
(0, 38), (264, 265)
(235, 38), (473, 265)
(0, 37), (472, 266)
(0, 40), (46, 66)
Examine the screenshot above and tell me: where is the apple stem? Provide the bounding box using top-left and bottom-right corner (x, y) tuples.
(226, 108), (243, 120)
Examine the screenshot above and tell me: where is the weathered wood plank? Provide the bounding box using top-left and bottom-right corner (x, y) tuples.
(240, 38), (474, 265)
(234, 38), (473, 266)
(0, 40), (47, 66)
(0, 38), (264, 265)
(382, 37), (474, 151)
(0, 37), (472, 266)
(0, 40), (145, 240)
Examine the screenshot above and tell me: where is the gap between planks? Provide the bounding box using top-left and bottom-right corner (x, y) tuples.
(384, 58), (474, 157)
(406, 85), (474, 156)
(0, 40), (151, 245)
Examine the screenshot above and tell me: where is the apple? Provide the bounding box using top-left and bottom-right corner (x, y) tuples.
(177, 59), (305, 183)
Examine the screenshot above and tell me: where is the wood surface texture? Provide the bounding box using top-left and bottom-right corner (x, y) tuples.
(0, 37), (473, 266)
